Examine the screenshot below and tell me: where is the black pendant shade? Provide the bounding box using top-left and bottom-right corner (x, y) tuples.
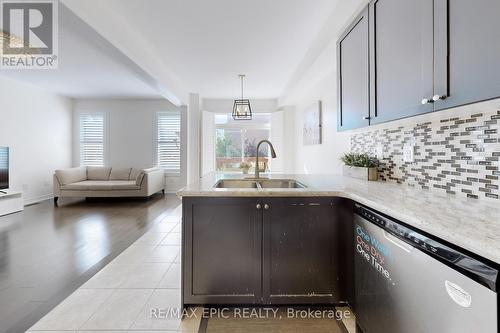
(232, 99), (252, 120)
(232, 74), (252, 120)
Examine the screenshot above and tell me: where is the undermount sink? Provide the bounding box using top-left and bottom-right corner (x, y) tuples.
(214, 179), (306, 189)
(258, 179), (306, 189)
(214, 180), (259, 188)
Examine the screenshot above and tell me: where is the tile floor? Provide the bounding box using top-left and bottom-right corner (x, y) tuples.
(26, 204), (200, 333)
(25, 204), (356, 333)
(0, 195), (180, 333)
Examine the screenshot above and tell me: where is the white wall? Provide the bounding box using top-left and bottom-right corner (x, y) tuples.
(201, 111), (215, 176)
(72, 98), (187, 192)
(187, 94), (201, 184)
(280, 106), (296, 173)
(0, 76), (73, 204)
(280, 41), (351, 174)
(288, 73), (350, 174)
(279, 0), (367, 175)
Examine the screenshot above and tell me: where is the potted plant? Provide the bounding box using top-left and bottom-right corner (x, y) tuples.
(239, 161), (252, 174)
(340, 153), (379, 181)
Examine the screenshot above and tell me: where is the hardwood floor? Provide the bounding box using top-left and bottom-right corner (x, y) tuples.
(0, 194), (180, 333)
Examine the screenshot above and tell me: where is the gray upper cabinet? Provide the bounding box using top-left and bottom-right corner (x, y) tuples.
(369, 0), (434, 125)
(433, 0), (500, 110)
(338, 0), (500, 130)
(337, 7), (370, 130)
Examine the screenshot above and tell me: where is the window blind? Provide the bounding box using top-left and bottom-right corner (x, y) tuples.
(157, 111), (181, 173)
(79, 113), (105, 167)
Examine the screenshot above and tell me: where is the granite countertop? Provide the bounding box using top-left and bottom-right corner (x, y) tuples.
(177, 172), (500, 265)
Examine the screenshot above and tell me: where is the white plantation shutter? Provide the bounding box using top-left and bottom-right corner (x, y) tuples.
(80, 113), (105, 167)
(157, 111), (181, 173)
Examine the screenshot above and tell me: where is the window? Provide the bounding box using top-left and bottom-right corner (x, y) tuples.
(79, 113), (105, 167)
(157, 111), (181, 174)
(215, 113), (270, 172)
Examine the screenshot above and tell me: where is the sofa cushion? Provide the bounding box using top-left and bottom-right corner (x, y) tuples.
(61, 180), (140, 191)
(87, 167), (111, 180)
(136, 172), (145, 186)
(55, 167), (87, 185)
(110, 167), (132, 180)
(109, 180), (140, 190)
(60, 181), (89, 190)
(135, 167), (159, 186)
(129, 168), (141, 181)
(61, 180), (112, 191)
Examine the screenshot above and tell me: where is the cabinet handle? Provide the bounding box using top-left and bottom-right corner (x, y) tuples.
(264, 204), (270, 210)
(362, 116), (371, 120)
(421, 98), (434, 105)
(432, 94), (447, 102)
(256, 204), (262, 210)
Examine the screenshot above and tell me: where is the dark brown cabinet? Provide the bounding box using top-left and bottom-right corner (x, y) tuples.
(262, 197), (339, 304)
(182, 197), (262, 304)
(337, 7), (370, 130)
(182, 197), (353, 306)
(338, 0), (500, 130)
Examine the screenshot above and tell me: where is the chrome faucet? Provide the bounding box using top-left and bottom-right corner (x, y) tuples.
(254, 140), (277, 179)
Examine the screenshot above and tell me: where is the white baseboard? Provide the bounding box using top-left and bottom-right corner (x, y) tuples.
(165, 190), (178, 194)
(24, 193), (53, 206)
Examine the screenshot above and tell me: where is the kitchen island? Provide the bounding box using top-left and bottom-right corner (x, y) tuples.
(177, 173), (500, 308)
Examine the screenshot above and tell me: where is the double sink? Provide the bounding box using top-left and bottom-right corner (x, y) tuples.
(214, 178), (307, 189)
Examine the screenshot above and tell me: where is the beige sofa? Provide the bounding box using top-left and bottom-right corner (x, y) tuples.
(53, 166), (165, 205)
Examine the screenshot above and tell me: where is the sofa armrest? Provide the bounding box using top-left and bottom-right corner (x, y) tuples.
(141, 169), (165, 195)
(53, 174), (62, 197)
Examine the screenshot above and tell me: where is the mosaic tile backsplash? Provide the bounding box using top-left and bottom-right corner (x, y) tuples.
(351, 109), (500, 200)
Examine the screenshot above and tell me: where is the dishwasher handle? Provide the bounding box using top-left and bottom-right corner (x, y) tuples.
(383, 230), (413, 253)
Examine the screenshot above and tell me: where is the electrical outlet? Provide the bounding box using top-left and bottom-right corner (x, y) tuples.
(376, 145), (384, 160)
(402, 145), (415, 163)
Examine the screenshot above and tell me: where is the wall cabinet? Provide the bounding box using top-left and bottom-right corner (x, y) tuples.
(338, 0), (500, 130)
(182, 197), (353, 306)
(337, 7), (370, 130)
(369, 0), (434, 124)
(433, 0), (500, 111)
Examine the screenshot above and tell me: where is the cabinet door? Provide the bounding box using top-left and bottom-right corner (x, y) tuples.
(370, 0), (434, 124)
(337, 7), (370, 131)
(182, 197), (262, 305)
(433, 0), (500, 110)
(262, 197), (339, 304)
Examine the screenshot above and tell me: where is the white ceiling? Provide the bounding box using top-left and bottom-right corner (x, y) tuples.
(0, 5), (162, 99)
(83, 0), (339, 100)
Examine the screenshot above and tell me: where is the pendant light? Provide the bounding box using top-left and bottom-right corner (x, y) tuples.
(232, 74), (252, 120)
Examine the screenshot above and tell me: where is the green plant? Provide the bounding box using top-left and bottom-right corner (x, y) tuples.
(239, 162), (252, 169)
(341, 153), (378, 168)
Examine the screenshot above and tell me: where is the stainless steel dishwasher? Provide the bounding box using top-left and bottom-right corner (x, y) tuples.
(353, 204), (498, 333)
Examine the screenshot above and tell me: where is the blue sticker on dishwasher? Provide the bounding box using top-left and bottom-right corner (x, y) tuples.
(355, 224), (392, 281)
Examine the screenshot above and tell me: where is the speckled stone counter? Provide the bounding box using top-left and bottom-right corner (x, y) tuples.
(177, 173), (500, 265)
